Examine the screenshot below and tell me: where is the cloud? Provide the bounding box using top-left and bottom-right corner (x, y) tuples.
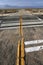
(0, 0), (43, 7)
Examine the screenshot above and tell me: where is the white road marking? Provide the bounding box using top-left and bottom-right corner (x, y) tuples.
(25, 45), (43, 53)
(37, 17), (42, 21)
(24, 40), (43, 45)
(1, 25), (43, 30)
(38, 18), (42, 21)
(1, 21), (43, 27)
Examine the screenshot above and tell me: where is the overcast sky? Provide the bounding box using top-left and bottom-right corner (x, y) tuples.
(0, 0), (43, 7)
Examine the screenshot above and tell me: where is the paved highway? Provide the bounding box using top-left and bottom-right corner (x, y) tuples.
(0, 15), (43, 30)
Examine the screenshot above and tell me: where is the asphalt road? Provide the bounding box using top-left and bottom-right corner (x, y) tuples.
(0, 14), (43, 65)
(0, 15), (43, 30)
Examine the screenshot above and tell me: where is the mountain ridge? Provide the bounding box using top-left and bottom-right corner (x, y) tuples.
(0, 5), (43, 9)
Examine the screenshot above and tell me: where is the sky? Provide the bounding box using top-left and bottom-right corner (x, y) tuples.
(0, 0), (43, 7)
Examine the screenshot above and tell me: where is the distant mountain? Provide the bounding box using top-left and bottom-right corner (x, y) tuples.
(0, 5), (17, 9)
(0, 5), (43, 9)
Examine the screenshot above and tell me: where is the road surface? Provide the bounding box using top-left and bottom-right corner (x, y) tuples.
(0, 15), (43, 30)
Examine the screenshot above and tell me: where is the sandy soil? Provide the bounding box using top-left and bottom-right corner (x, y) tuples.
(23, 27), (43, 65)
(0, 27), (43, 65)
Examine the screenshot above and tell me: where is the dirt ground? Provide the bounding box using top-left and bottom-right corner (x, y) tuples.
(0, 27), (43, 65)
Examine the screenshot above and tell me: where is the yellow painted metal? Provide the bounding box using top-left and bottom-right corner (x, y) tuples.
(16, 40), (20, 65)
(16, 15), (25, 65)
(21, 58), (25, 65)
(19, 16), (23, 37)
(21, 38), (25, 65)
(20, 16), (25, 65)
(16, 38), (25, 65)
(21, 38), (25, 57)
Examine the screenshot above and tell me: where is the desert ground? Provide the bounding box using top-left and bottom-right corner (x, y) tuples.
(0, 27), (43, 65)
